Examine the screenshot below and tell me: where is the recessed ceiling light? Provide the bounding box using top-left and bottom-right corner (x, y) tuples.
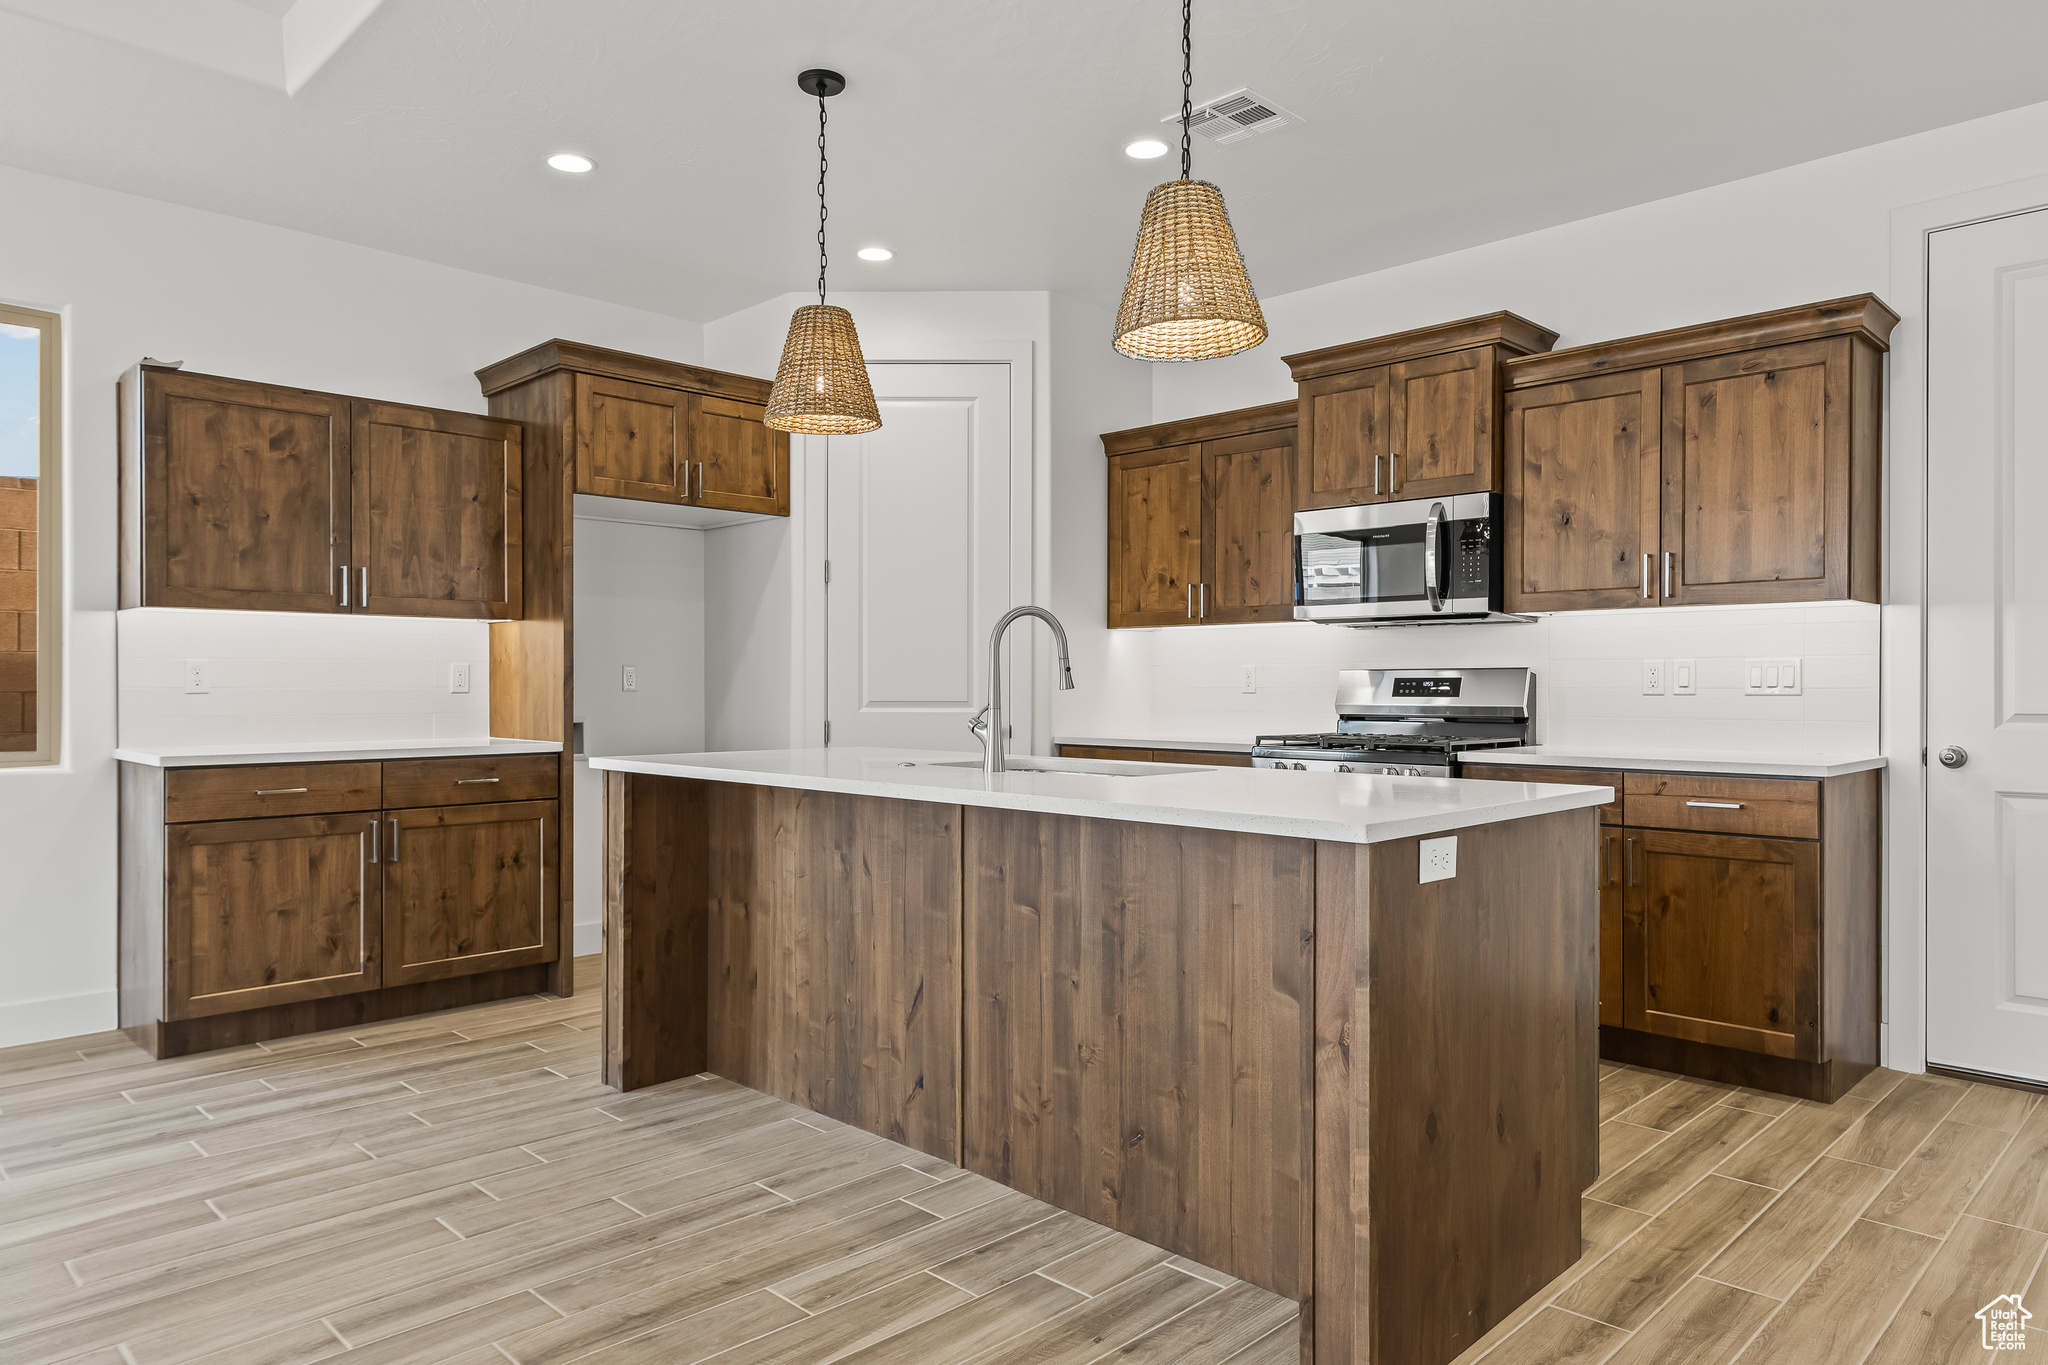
(857, 246), (894, 262)
(547, 153), (595, 173)
(1124, 139), (1169, 160)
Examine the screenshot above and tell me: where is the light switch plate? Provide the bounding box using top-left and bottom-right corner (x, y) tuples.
(1642, 659), (1666, 696)
(1744, 657), (1803, 696)
(621, 665), (639, 693)
(1671, 657), (1697, 696)
(448, 663), (471, 694)
(1240, 664), (1258, 694)
(1420, 835), (1457, 884)
(183, 659), (208, 695)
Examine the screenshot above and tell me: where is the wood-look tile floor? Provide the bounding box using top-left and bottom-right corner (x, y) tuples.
(1453, 1061), (2048, 1365)
(0, 959), (1299, 1365)
(5, 971), (2046, 1365)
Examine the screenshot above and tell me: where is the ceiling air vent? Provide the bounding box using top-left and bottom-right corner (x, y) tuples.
(1164, 88), (1305, 146)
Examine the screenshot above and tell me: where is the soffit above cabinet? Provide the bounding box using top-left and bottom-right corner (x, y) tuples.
(475, 339), (771, 404)
(1504, 294), (1902, 388)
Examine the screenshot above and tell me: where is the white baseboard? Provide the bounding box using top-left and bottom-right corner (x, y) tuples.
(0, 988), (118, 1051)
(574, 919), (601, 958)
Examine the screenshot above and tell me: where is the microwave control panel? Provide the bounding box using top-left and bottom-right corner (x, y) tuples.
(1450, 517), (1495, 598)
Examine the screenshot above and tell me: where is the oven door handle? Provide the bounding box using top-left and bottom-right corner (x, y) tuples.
(1423, 501), (1448, 612)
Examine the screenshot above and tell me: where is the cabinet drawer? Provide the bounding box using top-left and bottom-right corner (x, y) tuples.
(1624, 773), (1819, 839)
(1468, 764), (1623, 825)
(165, 762), (382, 823)
(382, 753), (560, 808)
(1151, 749), (1254, 767)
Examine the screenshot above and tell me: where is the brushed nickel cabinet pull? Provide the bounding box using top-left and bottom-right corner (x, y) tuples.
(1626, 836), (1637, 886)
(1641, 553), (1651, 599)
(1198, 583), (1206, 618)
(1373, 453), (1382, 495)
(255, 787), (309, 796)
(1686, 800), (1743, 809)
(1663, 551), (1673, 598)
(1186, 584), (1193, 619)
(339, 565), (350, 607)
(389, 818), (399, 861)
(455, 777), (501, 785)
(369, 820), (379, 864)
(360, 567), (369, 604)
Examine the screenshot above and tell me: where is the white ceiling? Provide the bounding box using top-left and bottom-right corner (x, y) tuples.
(4, 0), (2047, 323)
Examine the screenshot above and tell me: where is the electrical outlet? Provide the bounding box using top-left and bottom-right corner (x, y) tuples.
(448, 663), (471, 694)
(183, 659), (208, 695)
(1671, 657), (1697, 696)
(1240, 664), (1258, 694)
(621, 665), (638, 693)
(1642, 659), (1666, 696)
(1420, 835), (1458, 884)
(1744, 657), (1803, 696)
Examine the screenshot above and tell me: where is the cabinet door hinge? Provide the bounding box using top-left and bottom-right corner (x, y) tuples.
(823, 719), (832, 746)
(823, 559), (832, 584)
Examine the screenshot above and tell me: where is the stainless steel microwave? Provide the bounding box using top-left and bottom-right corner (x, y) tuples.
(1293, 493), (1530, 625)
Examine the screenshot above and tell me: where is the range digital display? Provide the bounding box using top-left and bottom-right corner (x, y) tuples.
(1391, 677), (1461, 698)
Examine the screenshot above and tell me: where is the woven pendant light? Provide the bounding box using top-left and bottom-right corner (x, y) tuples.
(765, 69), (882, 435)
(1114, 0), (1266, 362)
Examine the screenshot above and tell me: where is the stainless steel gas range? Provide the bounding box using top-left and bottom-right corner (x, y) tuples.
(1252, 666), (1534, 777)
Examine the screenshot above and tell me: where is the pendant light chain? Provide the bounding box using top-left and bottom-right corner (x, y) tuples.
(1179, 0), (1193, 180)
(815, 94), (830, 306)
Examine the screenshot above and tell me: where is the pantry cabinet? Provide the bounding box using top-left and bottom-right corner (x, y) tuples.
(121, 366), (523, 619)
(1502, 296), (1896, 612)
(122, 752), (564, 1057)
(482, 339), (788, 518)
(1104, 402), (1297, 627)
(1467, 759), (1877, 1101)
(1284, 313), (1559, 510)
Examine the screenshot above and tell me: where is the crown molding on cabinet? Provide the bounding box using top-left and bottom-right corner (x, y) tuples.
(1282, 311), (1560, 381)
(475, 338), (773, 403)
(1503, 293), (1902, 389)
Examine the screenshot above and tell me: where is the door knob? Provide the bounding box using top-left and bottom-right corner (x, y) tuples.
(1938, 745), (1969, 769)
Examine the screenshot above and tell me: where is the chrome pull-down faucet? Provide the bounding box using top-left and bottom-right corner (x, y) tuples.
(970, 606), (1075, 774)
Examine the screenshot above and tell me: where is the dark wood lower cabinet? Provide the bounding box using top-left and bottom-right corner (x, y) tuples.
(1476, 762), (1877, 1100)
(382, 800), (558, 987)
(602, 773), (1598, 1365)
(166, 813), (381, 1018)
(122, 755), (563, 1057)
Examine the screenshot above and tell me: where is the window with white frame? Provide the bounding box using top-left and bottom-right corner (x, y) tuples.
(0, 303), (60, 766)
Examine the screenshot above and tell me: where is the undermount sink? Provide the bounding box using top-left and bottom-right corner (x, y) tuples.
(926, 757), (1207, 778)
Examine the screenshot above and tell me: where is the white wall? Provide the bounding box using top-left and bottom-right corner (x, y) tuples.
(0, 162), (702, 1048)
(570, 515), (707, 955)
(117, 610), (489, 748)
(1086, 603), (1877, 756)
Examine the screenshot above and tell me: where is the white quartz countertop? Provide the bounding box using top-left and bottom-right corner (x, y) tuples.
(1053, 735), (1255, 754)
(588, 747), (1611, 846)
(1460, 747), (1885, 780)
(113, 738), (565, 768)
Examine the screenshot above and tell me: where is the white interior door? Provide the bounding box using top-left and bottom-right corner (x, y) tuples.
(826, 362), (1022, 752)
(1926, 206), (2048, 1084)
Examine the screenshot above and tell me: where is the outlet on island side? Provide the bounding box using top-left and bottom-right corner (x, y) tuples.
(1420, 835), (1457, 884)
(622, 665), (639, 693)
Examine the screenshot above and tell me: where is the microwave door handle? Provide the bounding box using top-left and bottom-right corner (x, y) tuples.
(1423, 502), (1446, 611)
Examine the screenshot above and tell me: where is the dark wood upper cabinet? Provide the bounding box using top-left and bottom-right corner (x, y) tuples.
(1503, 369), (1663, 612)
(480, 340), (789, 518)
(352, 402), (522, 620)
(126, 368), (353, 613)
(1503, 295), (1895, 609)
(1107, 443), (1202, 627)
(121, 366), (524, 618)
(1103, 402), (1298, 627)
(1285, 313), (1558, 510)
(691, 394), (785, 515)
(165, 813), (381, 1019)
(574, 374), (688, 502)
(381, 799), (558, 988)
(1201, 427), (1298, 623)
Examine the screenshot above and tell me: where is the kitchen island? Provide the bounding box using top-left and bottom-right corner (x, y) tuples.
(591, 748), (1610, 1365)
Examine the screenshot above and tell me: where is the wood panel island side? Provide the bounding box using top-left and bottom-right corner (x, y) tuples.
(592, 748), (1610, 1365)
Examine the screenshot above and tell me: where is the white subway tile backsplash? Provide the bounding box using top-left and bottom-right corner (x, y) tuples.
(118, 609), (491, 749)
(1057, 600), (1881, 755)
